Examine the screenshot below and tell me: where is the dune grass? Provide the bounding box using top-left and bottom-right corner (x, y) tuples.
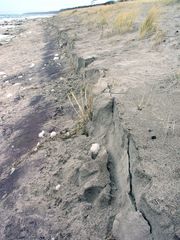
(113, 11), (137, 34)
(68, 86), (93, 134)
(139, 7), (160, 38)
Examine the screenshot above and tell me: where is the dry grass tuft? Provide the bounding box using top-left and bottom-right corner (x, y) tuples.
(68, 86), (93, 134)
(140, 6), (160, 38)
(113, 11), (137, 34)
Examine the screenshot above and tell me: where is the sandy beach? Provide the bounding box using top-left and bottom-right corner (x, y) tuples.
(0, 1), (180, 239)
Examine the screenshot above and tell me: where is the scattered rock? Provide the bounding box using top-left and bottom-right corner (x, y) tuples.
(65, 132), (70, 137)
(0, 71), (6, 76)
(50, 131), (57, 138)
(14, 82), (21, 86)
(55, 184), (61, 191)
(38, 130), (45, 138)
(29, 63), (35, 68)
(10, 167), (16, 175)
(53, 56), (59, 61)
(6, 93), (13, 98)
(151, 136), (156, 140)
(33, 142), (40, 152)
(90, 143), (100, 159)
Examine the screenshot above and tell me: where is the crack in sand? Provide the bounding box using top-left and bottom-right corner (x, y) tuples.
(127, 134), (153, 237)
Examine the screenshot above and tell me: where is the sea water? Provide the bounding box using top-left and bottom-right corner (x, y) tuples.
(0, 13), (55, 42)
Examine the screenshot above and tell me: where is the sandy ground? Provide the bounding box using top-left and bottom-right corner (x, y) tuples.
(0, 1), (180, 240)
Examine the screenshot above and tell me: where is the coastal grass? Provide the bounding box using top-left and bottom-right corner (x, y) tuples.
(113, 11), (137, 34)
(68, 86), (93, 134)
(139, 6), (160, 38)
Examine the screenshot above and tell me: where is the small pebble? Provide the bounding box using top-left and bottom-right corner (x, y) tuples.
(0, 71), (6, 76)
(151, 136), (157, 140)
(54, 53), (59, 57)
(10, 167), (16, 175)
(34, 147), (38, 152)
(18, 75), (23, 79)
(66, 132), (70, 137)
(14, 82), (21, 86)
(50, 131), (57, 138)
(51, 89), (55, 92)
(38, 130), (45, 138)
(7, 93), (13, 98)
(53, 56), (59, 61)
(55, 184), (61, 191)
(30, 63), (35, 68)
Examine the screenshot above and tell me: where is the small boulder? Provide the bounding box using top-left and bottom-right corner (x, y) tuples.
(90, 143), (100, 159)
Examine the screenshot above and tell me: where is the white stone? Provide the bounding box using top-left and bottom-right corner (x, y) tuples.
(66, 132), (70, 137)
(90, 143), (100, 159)
(29, 63), (35, 68)
(54, 53), (59, 57)
(53, 56), (59, 61)
(29, 78), (32, 81)
(0, 71), (6, 76)
(18, 75), (23, 79)
(50, 131), (57, 138)
(34, 147), (38, 152)
(38, 130), (45, 138)
(51, 89), (55, 92)
(14, 82), (21, 86)
(55, 184), (61, 191)
(10, 167), (16, 175)
(7, 93), (13, 98)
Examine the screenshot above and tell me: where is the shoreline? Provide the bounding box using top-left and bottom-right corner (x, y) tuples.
(0, 14), (56, 44)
